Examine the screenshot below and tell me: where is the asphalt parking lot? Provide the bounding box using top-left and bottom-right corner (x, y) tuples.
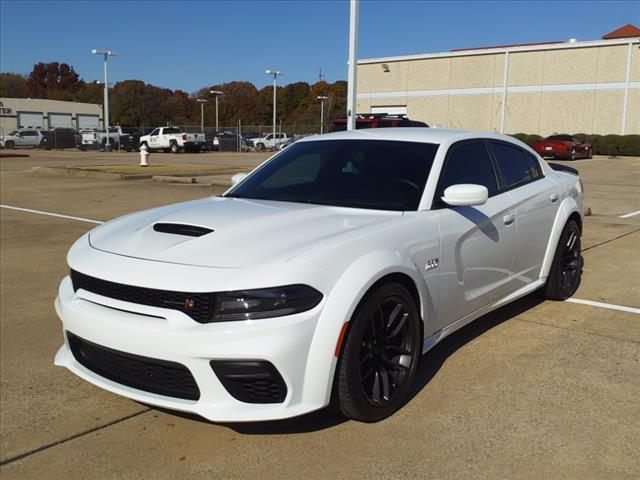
(1, 149), (638, 479)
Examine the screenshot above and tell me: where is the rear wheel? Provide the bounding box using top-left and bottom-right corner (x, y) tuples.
(543, 220), (583, 300)
(335, 282), (421, 422)
(170, 142), (180, 154)
(569, 148), (576, 161)
(587, 147), (593, 159)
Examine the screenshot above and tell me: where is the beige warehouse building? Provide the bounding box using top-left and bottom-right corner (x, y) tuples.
(356, 24), (639, 136)
(0, 97), (102, 134)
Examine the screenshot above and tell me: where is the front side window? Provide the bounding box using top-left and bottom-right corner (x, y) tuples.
(227, 139), (439, 211)
(435, 141), (498, 205)
(150, 129), (159, 136)
(489, 142), (534, 189)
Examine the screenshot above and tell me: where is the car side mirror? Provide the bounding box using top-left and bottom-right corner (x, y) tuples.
(231, 173), (248, 186)
(442, 184), (488, 207)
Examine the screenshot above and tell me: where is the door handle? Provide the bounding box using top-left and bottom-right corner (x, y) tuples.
(550, 193), (559, 203)
(503, 213), (515, 225)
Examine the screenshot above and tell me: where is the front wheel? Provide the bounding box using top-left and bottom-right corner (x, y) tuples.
(335, 282), (421, 422)
(587, 148), (593, 159)
(569, 148), (576, 161)
(5, 141), (15, 149)
(543, 220), (583, 300)
(255, 142), (265, 152)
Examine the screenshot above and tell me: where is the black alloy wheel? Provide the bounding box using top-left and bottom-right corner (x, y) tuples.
(335, 283), (421, 422)
(544, 220), (583, 300)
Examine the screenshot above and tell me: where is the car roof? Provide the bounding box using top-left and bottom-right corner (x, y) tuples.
(298, 127), (520, 145)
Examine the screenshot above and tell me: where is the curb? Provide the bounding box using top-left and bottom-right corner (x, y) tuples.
(152, 176), (198, 184)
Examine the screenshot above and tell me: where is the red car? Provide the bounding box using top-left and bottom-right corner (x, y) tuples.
(329, 113), (428, 132)
(533, 134), (592, 160)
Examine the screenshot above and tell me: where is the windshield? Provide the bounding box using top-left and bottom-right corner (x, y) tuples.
(226, 139), (438, 211)
(8, 130), (17, 136)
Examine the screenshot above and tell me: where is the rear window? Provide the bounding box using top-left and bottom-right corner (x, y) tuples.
(490, 142), (535, 189)
(547, 134), (573, 141)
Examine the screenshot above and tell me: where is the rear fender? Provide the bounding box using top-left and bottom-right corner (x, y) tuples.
(540, 196), (582, 279)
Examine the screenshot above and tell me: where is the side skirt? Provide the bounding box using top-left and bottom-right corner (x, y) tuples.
(422, 279), (545, 354)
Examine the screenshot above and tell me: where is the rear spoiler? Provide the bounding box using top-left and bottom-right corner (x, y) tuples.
(548, 162), (579, 176)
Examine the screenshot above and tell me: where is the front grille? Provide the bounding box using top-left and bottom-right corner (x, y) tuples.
(70, 270), (214, 323)
(211, 361), (287, 404)
(67, 332), (200, 401)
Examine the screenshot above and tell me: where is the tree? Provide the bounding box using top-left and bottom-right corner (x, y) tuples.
(73, 82), (103, 104)
(0, 73), (29, 98)
(26, 62), (83, 100)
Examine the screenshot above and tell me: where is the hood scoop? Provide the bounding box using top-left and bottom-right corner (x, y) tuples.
(153, 223), (213, 237)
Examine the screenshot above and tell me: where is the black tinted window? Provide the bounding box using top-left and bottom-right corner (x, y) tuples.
(523, 151), (543, 179)
(228, 140), (439, 211)
(548, 134), (572, 141)
(436, 142), (498, 203)
(164, 127), (180, 134)
(490, 142), (534, 188)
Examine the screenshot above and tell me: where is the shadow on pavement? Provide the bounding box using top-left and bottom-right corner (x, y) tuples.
(151, 292), (545, 434)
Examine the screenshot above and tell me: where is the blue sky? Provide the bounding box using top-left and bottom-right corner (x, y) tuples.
(1, 1), (637, 92)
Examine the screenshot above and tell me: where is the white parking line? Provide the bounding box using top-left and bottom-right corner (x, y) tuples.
(0, 204), (103, 224)
(619, 210), (640, 219)
(566, 298), (640, 315)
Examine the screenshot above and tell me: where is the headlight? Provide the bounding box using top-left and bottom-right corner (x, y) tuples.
(213, 285), (323, 321)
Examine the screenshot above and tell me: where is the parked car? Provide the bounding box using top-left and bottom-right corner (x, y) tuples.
(118, 127), (143, 152)
(79, 129), (100, 151)
(139, 127), (206, 153)
(533, 134), (592, 160)
(54, 128), (584, 423)
(0, 128), (43, 148)
(330, 113), (429, 132)
(248, 132), (289, 151)
(40, 128), (80, 150)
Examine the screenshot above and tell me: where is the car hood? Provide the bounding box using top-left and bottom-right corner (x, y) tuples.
(88, 196), (402, 268)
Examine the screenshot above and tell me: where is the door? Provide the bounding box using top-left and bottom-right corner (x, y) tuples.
(49, 113), (72, 129)
(17, 112), (43, 129)
(148, 128), (161, 148)
(488, 142), (559, 288)
(19, 130), (39, 147)
(77, 114), (99, 131)
(433, 141), (517, 330)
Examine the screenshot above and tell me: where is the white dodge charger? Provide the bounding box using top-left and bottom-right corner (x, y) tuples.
(54, 128), (584, 423)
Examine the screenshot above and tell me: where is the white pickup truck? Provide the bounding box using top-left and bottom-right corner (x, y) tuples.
(248, 132), (289, 151)
(139, 127), (206, 153)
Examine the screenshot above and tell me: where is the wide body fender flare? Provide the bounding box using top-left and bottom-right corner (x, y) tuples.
(540, 196), (582, 279)
(300, 250), (430, 407)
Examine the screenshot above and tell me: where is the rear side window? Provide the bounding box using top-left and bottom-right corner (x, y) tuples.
(523, 151), (543, 179)
(435, 141), (498, 204)
(489, 142), (534, 189)
(164, 127), (180, 134)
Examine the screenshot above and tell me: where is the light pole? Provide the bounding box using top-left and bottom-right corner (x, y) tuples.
(346, 0), (359, 131)
(265, 69), (283, 149)
(197, 98), (207, 132)
(91, 49), (118, 151)
(209, 90), (223, 133)
(316, 96), (328, 134)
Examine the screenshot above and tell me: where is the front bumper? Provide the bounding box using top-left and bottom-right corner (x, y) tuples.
(54, 276), (328, 421)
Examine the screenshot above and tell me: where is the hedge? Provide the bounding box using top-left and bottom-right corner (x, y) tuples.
(510, 133), (640, 156)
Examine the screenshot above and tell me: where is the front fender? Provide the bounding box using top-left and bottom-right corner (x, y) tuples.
(540, 195), (582, 279)
(300, 250), (431, 407)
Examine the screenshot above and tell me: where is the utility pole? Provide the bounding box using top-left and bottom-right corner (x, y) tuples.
(317, 96), (328, 134)
(209, 90), (224, 133)
(346, 0), (359, 131)
(91, 49), (118, 151)
(197, 99), (207, 132)
(265, 69), (283, 149)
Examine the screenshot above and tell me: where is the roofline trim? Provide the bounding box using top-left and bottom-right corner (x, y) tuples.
(358, 37), (639, 65)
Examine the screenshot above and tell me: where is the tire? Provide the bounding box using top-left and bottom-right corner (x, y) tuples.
(587, 148), (593, 159)
(5, 141), (15, 149)
(170, 142), (180, 154)
(543, 220), (583, 300)
(569, 148), (576, 161)
(335, 282), (421, 422)
(255, 142), (265, 152)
